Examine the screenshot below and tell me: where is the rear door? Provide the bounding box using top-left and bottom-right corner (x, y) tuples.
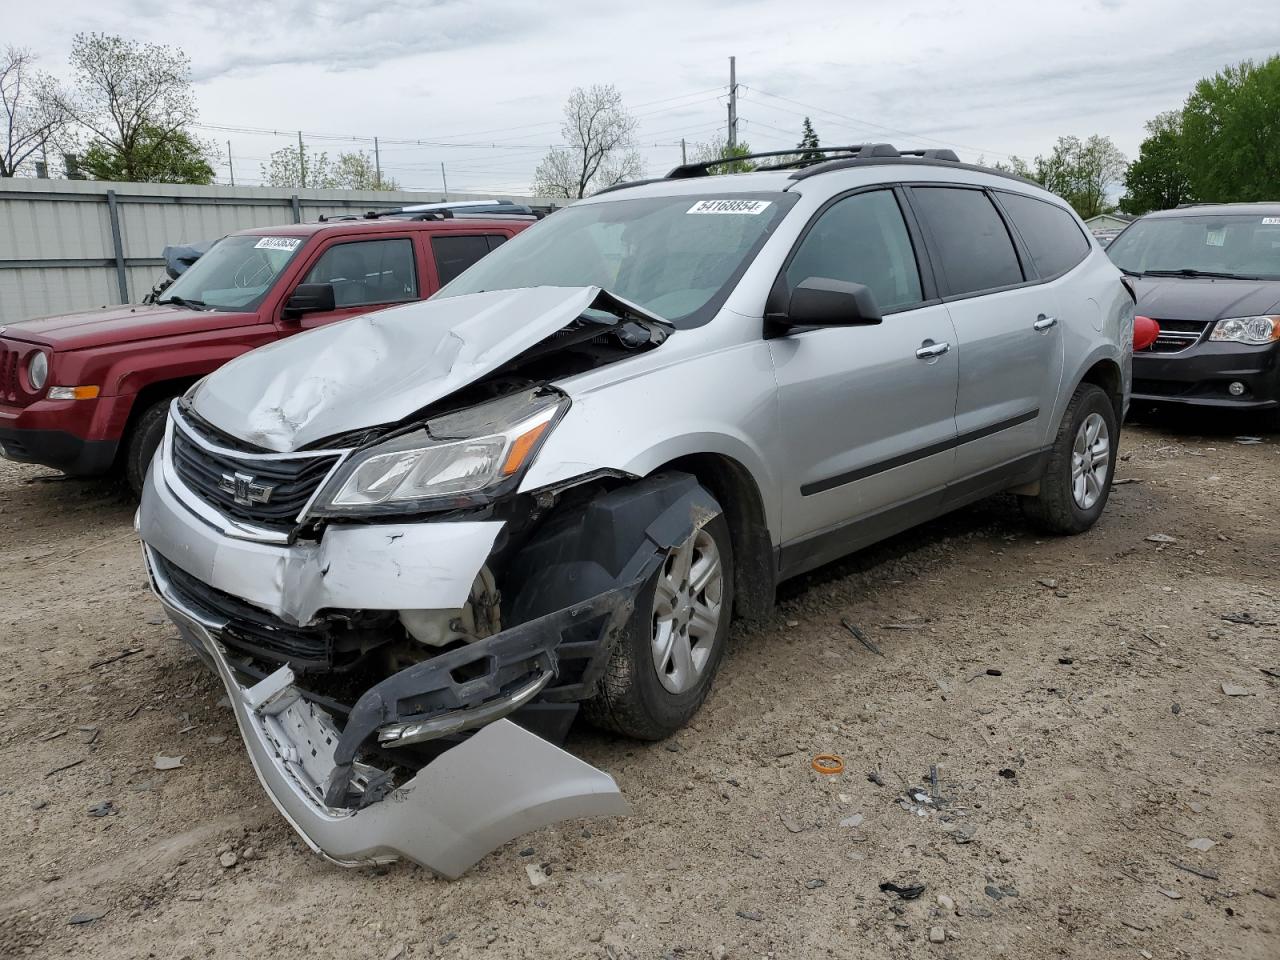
(906, 185), (1064, 483)
(429, 233), (512, 291)
(770, 187), (959, 568)
(285, 236), (421, 330)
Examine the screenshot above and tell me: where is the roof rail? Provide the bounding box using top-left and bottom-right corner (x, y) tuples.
(664, 143), (962, 179)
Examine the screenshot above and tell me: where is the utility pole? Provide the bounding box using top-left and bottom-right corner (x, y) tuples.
(227, 140), (235, 186)
(298, 130), (306, 189)
(681, 138), (687, 164)
(441, 162), (448, 200)
(374, 136), (381, 188)
(728, 56), (738, 151)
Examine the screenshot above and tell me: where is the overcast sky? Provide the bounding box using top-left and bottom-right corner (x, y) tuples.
(14, 0), (1280, 195)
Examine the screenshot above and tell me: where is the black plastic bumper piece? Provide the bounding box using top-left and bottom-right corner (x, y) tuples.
(0, 427), (118, 475)
(1132, 340), (1280, 410)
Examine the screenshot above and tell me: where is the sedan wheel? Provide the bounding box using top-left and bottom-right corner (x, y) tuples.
(651, 527), (724, 695)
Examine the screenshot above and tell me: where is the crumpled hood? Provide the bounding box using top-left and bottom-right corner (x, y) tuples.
(2, 303), (260, 351)
(191, 286), (659, 452)
(1133, 276), (1280, 323)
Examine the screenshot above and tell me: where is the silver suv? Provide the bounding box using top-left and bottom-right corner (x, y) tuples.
(137, 144), (1133, 875)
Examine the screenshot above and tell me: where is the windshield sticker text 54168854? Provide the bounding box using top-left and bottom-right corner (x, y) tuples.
(687, 199), (772, 215)
(254, 237), (302, 251)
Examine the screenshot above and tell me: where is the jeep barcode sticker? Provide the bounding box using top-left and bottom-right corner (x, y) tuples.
(1262, 217), (1280, 225)
(254, 236), (302, 251)
(687, 199), (772, 215)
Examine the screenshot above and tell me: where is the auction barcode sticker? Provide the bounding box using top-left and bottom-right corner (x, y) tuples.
(254, 236), (302, 250)
(1262, 217), (1280, 225)
(687, 199), (772, 215)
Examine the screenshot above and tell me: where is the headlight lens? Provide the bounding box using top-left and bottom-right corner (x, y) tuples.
(1209, 315), (1280, 345)
(27, 352), (49, 392)
(313, 390), (566, 514)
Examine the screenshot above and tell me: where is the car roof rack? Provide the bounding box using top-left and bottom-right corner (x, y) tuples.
(664, 143), (962, 179)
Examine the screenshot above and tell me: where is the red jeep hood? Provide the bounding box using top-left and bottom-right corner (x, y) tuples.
(1, 303), (261, 351)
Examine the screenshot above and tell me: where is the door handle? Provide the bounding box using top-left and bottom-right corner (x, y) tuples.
(915, 340), (951, 359)
(1033, 314), (1058, 331)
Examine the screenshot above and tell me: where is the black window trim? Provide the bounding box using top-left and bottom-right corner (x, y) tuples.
(899, 182), (1041, 303)
(766, 183), (942, 327)
(300, 234), (420, 310)
(988, 187), (1092, 284)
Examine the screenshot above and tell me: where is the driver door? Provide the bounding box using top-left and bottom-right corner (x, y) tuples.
(286, 236), (421, 330)
(769, 188), (960, 575)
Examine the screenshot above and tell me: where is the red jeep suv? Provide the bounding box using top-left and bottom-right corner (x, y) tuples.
(0, 207), (534, 492)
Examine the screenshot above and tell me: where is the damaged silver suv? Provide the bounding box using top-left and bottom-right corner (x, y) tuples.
(137, 144), (1133, 876)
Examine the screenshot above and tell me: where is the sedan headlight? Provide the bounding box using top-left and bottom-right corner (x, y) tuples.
(27, 351), (49, 392)
(1209, 315), (1280, 345)
(312, 389), (567, 515)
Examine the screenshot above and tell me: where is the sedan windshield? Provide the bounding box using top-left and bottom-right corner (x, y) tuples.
(435, 193), (796, 327)
(1107, 214), (1280, 280)
(159, 235), (306, 311)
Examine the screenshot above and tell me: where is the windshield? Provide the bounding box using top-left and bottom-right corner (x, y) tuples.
(159, 234), (306, 311)
(435, 192), (796, 327)
(1107, 214), (1280, 280)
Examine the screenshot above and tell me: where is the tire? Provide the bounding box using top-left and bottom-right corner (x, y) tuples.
(1020, 383), (1118, 535)
(583, 505), (735, 740)
(125, 400), (171, 497)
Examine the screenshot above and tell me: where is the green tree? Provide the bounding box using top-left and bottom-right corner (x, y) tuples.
(797, 116), (820, 160)
(81, 124), (214, 183)
(328, 151), (399, 190)
(1031, 135), (1127, 219)
(53, 33), (212, 183)
(1119, 111), (1193, 215)
(1180, 55), (1280, 202)
(262, 145), (399, 190)
(691, 135), (757, 173)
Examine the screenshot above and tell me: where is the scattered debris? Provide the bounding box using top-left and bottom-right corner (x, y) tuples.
(735, 910), (764, 922)
(1037, 577), (1058, 589)
(44, 758), (85, 778)
(1234, 436), (1263, 445)
(1221, 612), (1275, 627)
(811, 754), (844, 775)
(38, 729), (67, 742)
(984, 884), (1018, 900)
(1254, 887), (1277, 900)
(880, 880), (927, 900)
(929, 926), (946, 944)
(1171, 860), (1219, 881)
(998, 768), (1017, 780)
(840, 814), (865, 828)
(1186, 837), (1216, 851)
(219, 850), (238, 868)
(89, 647), (144, 669)
(868, 770), (886, 787)
(841, 618), (883, 656)
(1158, 889), (1183, 900)
(804, 878), (826, 890)
(153, 755), (184, 770)
(525, 863), (549, 887)
(205, 735), (227, 745)
(1120, 919), (1149, 932)
(1112, 477), (1143, 485)
(1145, 533), (1178, 544)
(87, 800), (115, 818)
(779, 815), (805, 834)
(1220, 683), (1252, 697)
(67, 910), (108, 925)
(937, 894), (956, 912)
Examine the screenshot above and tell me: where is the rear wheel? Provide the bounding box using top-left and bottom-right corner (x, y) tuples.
(124, 399), (171, 498)
(584, 504), (734, 740)
(1020, 383), (1117, 534)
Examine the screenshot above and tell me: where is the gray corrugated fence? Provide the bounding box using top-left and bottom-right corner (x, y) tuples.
(0, 179), (567, 320)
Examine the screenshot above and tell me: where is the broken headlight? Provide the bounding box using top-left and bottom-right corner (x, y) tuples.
(311, 390), (567, 514)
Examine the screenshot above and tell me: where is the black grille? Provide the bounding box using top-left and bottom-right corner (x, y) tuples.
(1141, 318), (1211, 355)
(170, 409), (340, 532)
(0, 344), (20, 403)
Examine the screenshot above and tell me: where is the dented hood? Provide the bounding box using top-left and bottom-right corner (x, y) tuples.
(191, 286), (656, 452)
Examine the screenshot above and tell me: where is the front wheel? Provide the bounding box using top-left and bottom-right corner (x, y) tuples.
(584, 505), (734, 740)
(124, 399), (171, 498)
(1020, 383), (1118, 534)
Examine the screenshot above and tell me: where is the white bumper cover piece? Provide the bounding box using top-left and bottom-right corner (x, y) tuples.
(146, 553), (630, 877)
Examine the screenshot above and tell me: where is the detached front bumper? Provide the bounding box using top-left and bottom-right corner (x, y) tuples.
(1132, 340), (1280, 411)
(143, 541), (633, 876)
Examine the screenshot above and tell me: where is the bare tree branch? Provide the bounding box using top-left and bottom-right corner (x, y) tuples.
(533, 84), (643, 199)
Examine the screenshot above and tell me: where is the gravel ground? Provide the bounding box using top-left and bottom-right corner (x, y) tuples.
(0, 417), (1277, 960)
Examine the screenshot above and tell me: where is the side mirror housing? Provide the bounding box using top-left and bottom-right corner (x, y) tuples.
(283, 282), (336, 318)
(782, 277), (883, 328)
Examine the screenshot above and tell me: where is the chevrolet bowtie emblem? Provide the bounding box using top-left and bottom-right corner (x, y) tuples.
(218, 471), (274, 506)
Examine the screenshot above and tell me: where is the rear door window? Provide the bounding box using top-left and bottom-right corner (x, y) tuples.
(784, 189), (924, 313)
(998, 191), (1090, 278)
(431, 235), (493, 286)
(303, 238), (418, 307)
(911, 187), (1025, 296)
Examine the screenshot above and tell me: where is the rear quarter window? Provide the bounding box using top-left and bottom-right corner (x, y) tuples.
(998, 191), (1091, 278)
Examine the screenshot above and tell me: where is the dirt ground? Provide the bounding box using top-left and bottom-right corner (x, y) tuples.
(0, 416), (1276, 960)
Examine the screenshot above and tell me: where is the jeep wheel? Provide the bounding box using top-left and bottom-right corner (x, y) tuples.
(1020, 383), (1118, 535)
(584, 505), (734, 740)
(125, 400), (171, 498)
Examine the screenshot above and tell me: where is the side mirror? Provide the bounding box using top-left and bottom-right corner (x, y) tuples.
(784, 278), (883, 328)
(283, 282), (336, 318)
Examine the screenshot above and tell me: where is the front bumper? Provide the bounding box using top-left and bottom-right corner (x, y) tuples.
(0, 394), (131, 475)
(0, 424), (118, 475)
(1132, 340), (1280, 410)
(147, 554), (629, 875)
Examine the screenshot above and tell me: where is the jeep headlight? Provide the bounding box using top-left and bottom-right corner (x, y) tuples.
(312, 390), (567, 514)
(27, 351), (49, 392)
(1209, 315), (1280, 345)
